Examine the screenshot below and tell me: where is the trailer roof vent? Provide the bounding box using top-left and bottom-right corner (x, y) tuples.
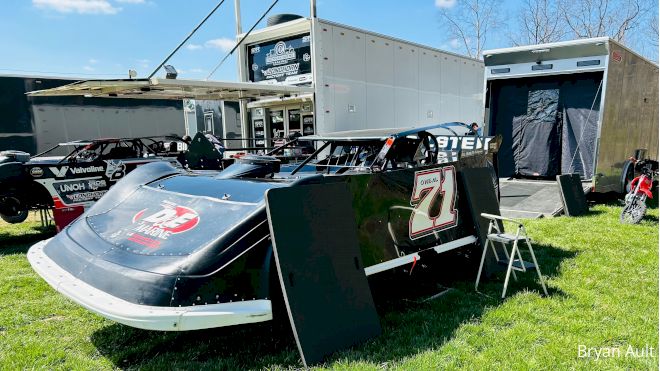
(267, 14), (303, 27)
(491, 68), (510, 74)
(531, 64), (553, 71)
(577, 59), (600, 67)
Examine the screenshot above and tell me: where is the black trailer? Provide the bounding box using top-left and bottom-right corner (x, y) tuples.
(0, 74), (186, 154)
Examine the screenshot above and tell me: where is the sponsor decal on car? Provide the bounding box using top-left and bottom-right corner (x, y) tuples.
(29, 167), (44, 177)
(436, 136), (493, 151)
(104, 160), (126, 181)
(126, 201), (200, 248)
(49, 165), (105, 178)
(53, 179), (109, 205)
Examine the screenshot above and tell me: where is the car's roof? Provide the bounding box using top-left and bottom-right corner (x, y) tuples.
(299, 122), (470, 141)
(57, 136), (180, 146)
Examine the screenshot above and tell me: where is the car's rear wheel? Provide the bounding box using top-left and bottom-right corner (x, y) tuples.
(0, 196), (28, 223)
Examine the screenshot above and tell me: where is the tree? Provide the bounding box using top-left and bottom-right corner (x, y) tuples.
(438, 0), (502, 59)
(559, 0), (648, 43)
(510, 0), (566, 46)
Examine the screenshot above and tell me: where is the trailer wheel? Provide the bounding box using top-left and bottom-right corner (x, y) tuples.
(0, 196), (28, 224)
(621, 160), (636, 194)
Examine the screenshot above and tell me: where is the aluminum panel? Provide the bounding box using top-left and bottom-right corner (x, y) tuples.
(333, 79), (367, 132)
(596, 42), (659, 192)
(393, 41), (419, 90)
(366, 84), (395, 129)
(440, 56), (462, 122)
(365, 36), (394, 85)
(331, 26), (366, 82)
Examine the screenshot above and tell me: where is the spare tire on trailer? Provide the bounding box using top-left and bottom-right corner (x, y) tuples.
(267, 14), (303, 27)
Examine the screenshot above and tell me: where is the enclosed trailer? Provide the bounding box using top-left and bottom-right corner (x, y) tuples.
(0, 75), (187, 153)
(483, 37), (658, 193)
(26, 16), (484, 153)
(237, 16), (485, 149)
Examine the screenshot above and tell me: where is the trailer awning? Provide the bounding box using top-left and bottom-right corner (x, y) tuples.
(26, 78), (314, 101)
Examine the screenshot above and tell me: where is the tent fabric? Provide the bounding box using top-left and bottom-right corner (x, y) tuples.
(489, 72), (603, 179)
(490, 82), (529, 177)
(513, 88), (562, 177)
(560, 78), (602, 179)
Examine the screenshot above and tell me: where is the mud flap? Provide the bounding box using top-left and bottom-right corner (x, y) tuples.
(459, 167), (502, 277)
(265, 183), (381, 367)
(556, 173), (588, 216)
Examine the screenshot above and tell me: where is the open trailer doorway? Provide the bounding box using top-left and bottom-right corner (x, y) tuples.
(483, 37), (658, 218)
(489, 71), (603, 180)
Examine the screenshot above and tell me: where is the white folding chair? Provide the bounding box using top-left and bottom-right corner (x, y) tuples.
(475, 213), (548, 298)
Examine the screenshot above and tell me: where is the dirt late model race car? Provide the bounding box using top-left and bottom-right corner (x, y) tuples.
(28, 123), (497, 332)
(0, 136), (186, 228)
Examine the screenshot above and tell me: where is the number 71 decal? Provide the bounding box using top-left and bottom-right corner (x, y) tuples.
(409, 166), (458, 240)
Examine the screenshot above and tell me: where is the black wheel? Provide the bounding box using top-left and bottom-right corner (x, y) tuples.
(622, 160), (635, 194)
(620, 196), (646, 224)
(0, 196), (28, 223)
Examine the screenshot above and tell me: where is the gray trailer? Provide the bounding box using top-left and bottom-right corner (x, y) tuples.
(483, 37), (658, 197)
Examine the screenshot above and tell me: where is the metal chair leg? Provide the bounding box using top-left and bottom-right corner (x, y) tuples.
(525, 237), (548, 296)
(475, 239), (491, 291)
(501, 239), (520, 298)
(499, 240), (518, 282)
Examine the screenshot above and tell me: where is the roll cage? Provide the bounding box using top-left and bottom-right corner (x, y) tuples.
(32, 136), (182, 164)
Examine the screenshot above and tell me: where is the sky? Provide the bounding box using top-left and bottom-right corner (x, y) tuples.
(0, 0), (654, 81)
(0, 0), (521, 81)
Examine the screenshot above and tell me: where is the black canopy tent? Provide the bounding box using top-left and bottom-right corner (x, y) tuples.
(488, 71), (602, 179)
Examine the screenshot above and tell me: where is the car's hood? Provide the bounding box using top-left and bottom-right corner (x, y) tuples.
(39, 166), (310, 306)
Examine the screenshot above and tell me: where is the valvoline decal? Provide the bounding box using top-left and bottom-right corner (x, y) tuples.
(127, 201), (200, 247)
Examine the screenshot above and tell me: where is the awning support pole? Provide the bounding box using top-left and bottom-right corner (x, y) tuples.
(147, 0), (228, 79)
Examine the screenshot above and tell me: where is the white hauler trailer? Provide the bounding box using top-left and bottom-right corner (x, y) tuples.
(236, 16), (484, 149)
(483, 37), (658, 194)
(26, 11), (484, 149)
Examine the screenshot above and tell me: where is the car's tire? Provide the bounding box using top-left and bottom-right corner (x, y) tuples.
(0, 196), (28, 224)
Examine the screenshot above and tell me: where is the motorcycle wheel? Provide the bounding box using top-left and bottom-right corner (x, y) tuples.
(620, 196), (647, 224)
(0, 196), (29, 224)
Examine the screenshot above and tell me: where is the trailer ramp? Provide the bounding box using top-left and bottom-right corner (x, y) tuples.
(499, 179), (591, 219)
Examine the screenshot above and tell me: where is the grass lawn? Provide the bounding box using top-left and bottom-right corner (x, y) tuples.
(0, 204), (657, 370)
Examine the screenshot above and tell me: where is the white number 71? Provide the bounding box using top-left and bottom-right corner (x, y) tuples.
(409, 166), (458, 240)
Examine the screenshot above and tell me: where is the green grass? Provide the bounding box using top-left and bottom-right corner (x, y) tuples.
(0, 204), (657, 370)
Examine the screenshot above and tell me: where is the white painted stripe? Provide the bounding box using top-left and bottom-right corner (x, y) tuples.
(431, 235), (478, 254)
(364, 235), (478, 276)
(364, 253), (421, 276)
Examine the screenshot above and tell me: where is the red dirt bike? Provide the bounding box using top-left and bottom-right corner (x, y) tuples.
(620, 158), (657, 224)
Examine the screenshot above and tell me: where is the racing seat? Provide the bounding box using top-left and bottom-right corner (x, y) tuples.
(475, 213), (548, 298)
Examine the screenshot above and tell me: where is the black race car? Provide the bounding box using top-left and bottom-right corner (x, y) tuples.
(0, 137), (185, 229)
(28, 123), (495, 331)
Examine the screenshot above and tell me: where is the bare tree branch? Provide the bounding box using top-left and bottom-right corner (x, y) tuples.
(438, 0), (502, 59)
(509, 0), (566, 46)
(559, 0), (649, 42)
